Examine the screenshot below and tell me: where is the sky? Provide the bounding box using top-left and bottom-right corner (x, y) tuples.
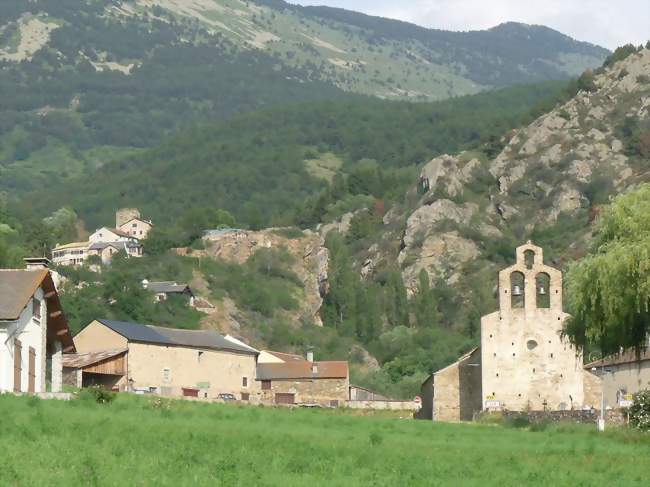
(291, 1), (650, 50)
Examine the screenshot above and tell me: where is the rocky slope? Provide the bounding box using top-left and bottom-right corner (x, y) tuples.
(373, 49), (650, 296)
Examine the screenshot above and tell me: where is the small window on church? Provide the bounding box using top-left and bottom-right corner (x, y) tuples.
(510, 272), (525, 308)
(524, 250), (535, 269)
(526, 340), (538, 351)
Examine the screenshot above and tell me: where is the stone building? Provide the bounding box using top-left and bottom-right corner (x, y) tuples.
(421, 242), (601, 421)
(256, 353), (349, 406)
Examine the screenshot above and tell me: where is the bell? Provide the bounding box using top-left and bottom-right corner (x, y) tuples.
(513, 285), (522, 296)
(539, 286), (546, 295)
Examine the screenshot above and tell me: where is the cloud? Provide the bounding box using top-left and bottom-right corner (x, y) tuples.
(292, 0), (650, 49)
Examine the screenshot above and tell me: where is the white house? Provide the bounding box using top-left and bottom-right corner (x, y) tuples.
(118, 217), (153, 239)
(0, 260), (75, 393)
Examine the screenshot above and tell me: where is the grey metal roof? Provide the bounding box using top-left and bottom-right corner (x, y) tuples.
(96, 319), (257, 355)
(89, 241), (140, 251)
(147, 281), (193, 295)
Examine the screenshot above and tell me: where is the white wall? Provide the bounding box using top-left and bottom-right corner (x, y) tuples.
(0, 288), (47, 393)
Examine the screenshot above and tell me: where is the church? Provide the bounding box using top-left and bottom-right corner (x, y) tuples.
(419, 242), (601, 422)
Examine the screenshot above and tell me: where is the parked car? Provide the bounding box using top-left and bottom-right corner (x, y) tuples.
(217, 393), (237, 402)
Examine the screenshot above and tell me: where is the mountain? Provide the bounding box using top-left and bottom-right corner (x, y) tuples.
(0, 1), (607, 194)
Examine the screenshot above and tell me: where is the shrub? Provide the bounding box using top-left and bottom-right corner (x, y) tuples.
(629, 389), (650, 431)
(78, 386), (117, 404)
(505, 414), (530, 429)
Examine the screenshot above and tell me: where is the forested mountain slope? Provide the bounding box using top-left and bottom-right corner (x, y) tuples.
(0, 0), (607, 195)
(25, 81), (566, 229)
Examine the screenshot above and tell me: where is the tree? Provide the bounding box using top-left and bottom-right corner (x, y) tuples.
(413, 269), (438, 329)
(565, 184), (650, 356)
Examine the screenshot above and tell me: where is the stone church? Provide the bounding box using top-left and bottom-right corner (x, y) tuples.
(419, 242), (601, 422)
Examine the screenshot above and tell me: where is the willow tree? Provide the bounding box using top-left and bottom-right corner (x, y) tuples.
(565, 184), (650, 356)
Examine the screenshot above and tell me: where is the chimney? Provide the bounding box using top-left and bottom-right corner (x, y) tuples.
(307, 351), (314, 362)
(24, 257), (51, 270)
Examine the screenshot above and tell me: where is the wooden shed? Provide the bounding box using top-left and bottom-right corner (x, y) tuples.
(63, 349), (127, 391)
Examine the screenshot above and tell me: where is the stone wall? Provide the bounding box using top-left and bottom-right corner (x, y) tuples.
(347, 400), (419, 411)
(432, 348), (481, 422)
(484, 409), (628, 427)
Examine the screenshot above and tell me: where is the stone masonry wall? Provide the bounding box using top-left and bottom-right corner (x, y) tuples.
(259, 377), (349, 406)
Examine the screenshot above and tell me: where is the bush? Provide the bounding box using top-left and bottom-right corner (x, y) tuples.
(78, 386), (117, 404)
(629, 389), (650, 431)
(505, 414), (530, 429)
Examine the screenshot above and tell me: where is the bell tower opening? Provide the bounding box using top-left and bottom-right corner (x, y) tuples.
(510, 271), (525, 309)
(524, 250), (535, 269)
(536, 273), (550, 308)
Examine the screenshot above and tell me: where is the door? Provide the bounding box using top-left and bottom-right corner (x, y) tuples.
(275, 393), (295, 405)
(13, 340), (22, 393)
(28, 347), (36, 393)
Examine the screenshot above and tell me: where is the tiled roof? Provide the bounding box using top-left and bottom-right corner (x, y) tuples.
(256, 361), (349, 380)
(107, 227), (133, 238)
(0, 269), (48, 321)
(62, 348), (127, 369)
(584, 348), (650, 369)
(96, 319), (257, 355)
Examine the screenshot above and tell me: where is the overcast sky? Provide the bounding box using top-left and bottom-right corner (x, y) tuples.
(291, 1), (649, 50)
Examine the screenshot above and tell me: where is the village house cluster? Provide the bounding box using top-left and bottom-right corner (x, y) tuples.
(51, 209), (152, 266)
(2, 241), (648, 415)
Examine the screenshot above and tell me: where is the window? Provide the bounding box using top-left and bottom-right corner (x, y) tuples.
(162, 367), (171, 383)
(32, 299), (41, 321)
(198, 351), (204, 363)
(132, 223), (137, 228)
(242, 377), (248, 388)
(526, 340), (538, 351)
(262, 380), (271, 390)
(241, 393), (250, 401)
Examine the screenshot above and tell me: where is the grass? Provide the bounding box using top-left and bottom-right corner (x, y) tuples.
(1, 394), (649, 486)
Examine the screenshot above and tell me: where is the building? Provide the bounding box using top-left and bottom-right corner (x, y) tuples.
(585, 348), (650, 408)
(0, 259), (75, 393)
(419, 348), (481, 422)
(349, 385), (390, 402)
(256, 351), (349, 406)
(142, 281), (195, 306)
(116, 208), (153, 239)
(52, 210), (149, 267)
(70, 319), (258, 399)
(423, 242), (601, 421)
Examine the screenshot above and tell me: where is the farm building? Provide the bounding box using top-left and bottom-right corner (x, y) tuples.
(349, 385), (390, 402)
(0, 259), (75, 394)
(256, 354), (349, 406)
(421, 242), (602, 422)
(70, 319), (258, 399)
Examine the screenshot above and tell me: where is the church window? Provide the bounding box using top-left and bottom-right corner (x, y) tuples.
(510, 272), (525, 308)
(536, 273), (551, 308)
(526, 340), (538, 351)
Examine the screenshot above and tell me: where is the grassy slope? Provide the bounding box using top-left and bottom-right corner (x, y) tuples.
(2, 394), (648, 485)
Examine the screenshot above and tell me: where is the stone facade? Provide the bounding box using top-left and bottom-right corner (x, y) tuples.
(481, 242), (598, 411)
(259, 377), (349, 407)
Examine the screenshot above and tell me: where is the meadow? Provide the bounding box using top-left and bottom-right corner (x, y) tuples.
(1, 394), (648, 486)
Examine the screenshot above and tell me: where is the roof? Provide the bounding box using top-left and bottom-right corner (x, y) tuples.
(203, 228), (243, 238)
(264, 350), (306, 362)
(107, 227), (132, 238)
(89, 241), (140, 251)
(53, 241), (89, 251)
(585, 348), (650, 369)
(430, 347), (481, 381)
(0, 269), (75, 352)
(119, 217), (153, 227)
(0, 269), (49, 321)
(95, 319), (257, 355)
(146, 281), (193, 295)
(62, 348), (127, 369)
(256, 361), (349, 380)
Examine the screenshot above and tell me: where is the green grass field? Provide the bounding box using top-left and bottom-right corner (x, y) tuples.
(2, 394), (648, 486)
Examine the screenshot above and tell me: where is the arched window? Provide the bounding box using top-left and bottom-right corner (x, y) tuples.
(536, 273), (551, 308)
(524, 250), (535, 269)
(510, 271), (525, 308)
